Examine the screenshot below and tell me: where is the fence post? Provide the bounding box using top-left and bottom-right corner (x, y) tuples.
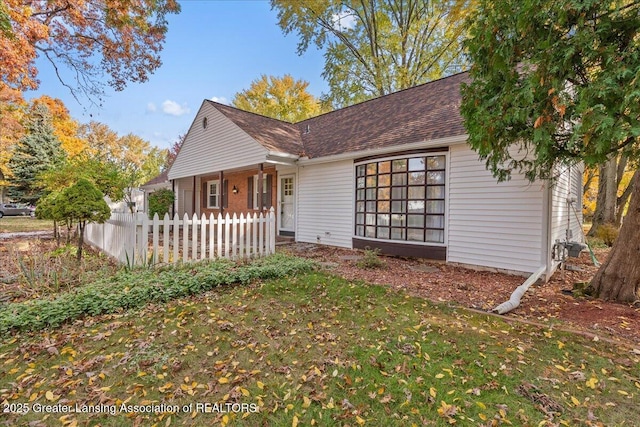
(136, 212), (148, 266)
(269, 207), (276, 255)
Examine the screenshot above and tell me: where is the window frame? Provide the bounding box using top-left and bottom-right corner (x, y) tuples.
(207, 180), (220, 209)
(354, 152), (448, 246)
(252, 174), (269, 210)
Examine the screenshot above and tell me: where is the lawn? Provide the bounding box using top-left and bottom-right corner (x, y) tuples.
(0, 217), (53, 233)
(1, 262), (637, 426)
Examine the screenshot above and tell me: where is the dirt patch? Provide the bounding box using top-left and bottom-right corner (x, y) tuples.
(281, 243), (640, 347)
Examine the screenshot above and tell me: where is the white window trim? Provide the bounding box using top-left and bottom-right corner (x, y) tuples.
(207, 180), (220, 209)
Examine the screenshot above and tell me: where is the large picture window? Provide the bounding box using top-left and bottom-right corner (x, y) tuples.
(355, 155), (446, 244)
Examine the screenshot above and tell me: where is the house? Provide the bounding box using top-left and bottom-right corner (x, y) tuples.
(168, 72), (583, 280)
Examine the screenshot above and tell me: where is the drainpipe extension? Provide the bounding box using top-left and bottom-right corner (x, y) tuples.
(491, 266), (547, 315)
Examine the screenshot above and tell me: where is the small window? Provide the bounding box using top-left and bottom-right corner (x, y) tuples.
(207, 180), (219, 208)
(253, 175), (268, 209)
(202, 117), (208, 129)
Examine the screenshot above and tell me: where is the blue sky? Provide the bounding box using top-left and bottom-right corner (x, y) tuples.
(27, 1), (328, 150)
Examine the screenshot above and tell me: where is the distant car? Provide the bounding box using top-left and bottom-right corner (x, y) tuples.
(0, 203), (36, 218)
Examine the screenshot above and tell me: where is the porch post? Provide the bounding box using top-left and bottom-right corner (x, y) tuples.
(192, 176), (196, 215)
(220, 170), (224, 216)
(258, 163), (264, 211)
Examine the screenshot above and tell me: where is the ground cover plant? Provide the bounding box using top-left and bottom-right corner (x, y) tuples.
(1, 269), (637, 426)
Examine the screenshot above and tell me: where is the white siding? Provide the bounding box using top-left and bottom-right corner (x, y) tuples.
(168, 102), (268, 180)
(297, 160), (353, 248)
(550, 163), (584, 245)
(448, 144), (545, 273)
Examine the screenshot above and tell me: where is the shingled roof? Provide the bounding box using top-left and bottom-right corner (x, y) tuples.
(299, 72), (469, 158)
(205, 71), (468, 159)
(208, 101), (304, 155)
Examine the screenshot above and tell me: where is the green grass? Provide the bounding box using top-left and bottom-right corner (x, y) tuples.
(1, 269), (638, 426)
(0, 216), (53, 233)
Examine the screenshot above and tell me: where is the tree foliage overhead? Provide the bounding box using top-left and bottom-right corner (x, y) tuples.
(29, 95), (87, 157)
(461, 0), (640, 303)
(272, 0), (471, 107)
(0, 0), (180, 102)
(460, 0), (640, 183)
(232, 74), (330, 122)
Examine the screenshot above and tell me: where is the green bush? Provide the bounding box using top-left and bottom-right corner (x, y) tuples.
(148, 188), (175, 218)
(356, 247), (385, 269)
(0, 254), (316, 334)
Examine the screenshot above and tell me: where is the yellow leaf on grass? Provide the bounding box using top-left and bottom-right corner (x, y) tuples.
(257, 381), (264, 390)
(571, 396), (580, 406)
(240, 387), (250, 397)
(219, 377), (229, 384)
(435, 373), (445, 379)
(302, 396), (311, 408)
(617, 390), (629, 396)
(430, 387), (437, 398)
(45, 390), (57, 401)
(29, 392), (38, 402)
(555, 365), (568, 372)
(479, 413), (487, 421)
(586, 377), (598, 389)
(292, 415), (299, 427)
(476, 401), (486, 410)
(557, 341), (565, 349)
(356, 415), (366, 425)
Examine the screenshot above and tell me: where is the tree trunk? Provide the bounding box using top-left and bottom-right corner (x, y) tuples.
(588, 157), (618, 236)
(588, 171), (640, 302)
(77, 221), (85, 260)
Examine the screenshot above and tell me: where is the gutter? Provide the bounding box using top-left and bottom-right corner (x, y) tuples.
(491, 265), (547, 314)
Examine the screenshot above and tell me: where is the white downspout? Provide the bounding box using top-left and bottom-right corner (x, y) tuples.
(491, 265), (547, 314)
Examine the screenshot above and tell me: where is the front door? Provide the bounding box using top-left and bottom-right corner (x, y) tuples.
(280, 175), (295, 233)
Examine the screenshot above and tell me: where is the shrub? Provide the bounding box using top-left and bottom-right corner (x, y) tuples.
(594, 223), (619, 247)
(357, 247), (385, 269)
(148, 189), (175, 218)
(0, 254), (316, 334)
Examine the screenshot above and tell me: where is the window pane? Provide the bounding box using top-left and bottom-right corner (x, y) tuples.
(366, 214), (376, 225)
(356, 225), (365, 236)
(366, 226), (376, 238)
(392, 173), (407, 186)
(391, 201), (405, 213)
(377, 201), (390, 212)
(407, 229), (424, 242)
(356, 201), (365, 212)
(366, 176), (377, 187)
(427, 156), (446, 170)
(392, 187), (406, 199)
(379, 161), (391, 174)
(366, 188), (376, 200)
(427, 200), (445, 214)
(377, 227), (390, 239)
(366, 163), (377, 175)
(356, 165), (366, 177)
(357, 177), (365, 188)
(408, 200), (424, 213)
(357, 189), (365, 201)
(391, 228), (405, 240)
(407, 214), (424, 227)
(366, 201), (376, 212)
(356, 213), (364, 224)
(378, 174), (390, 187)
(392, 159), (407, 172)
(408, 157), (425, 171)
(409, 171), (425, 185)
(408, 186), (425, 199)
(427, 171), (445, 185)
(425, 215), (444, 229)
(426, 230), (444, 243)
(426, 186), (445, 199)
(378, 188), (390, 200)
(377, 214), (390, 226)
(391, 214), (405, 227)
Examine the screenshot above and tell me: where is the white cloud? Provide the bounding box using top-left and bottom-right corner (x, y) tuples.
(146, 102), (157, 113)
(162, 100), (191, 116)
(331, 10), (356, 31)
(210, 96), (228, 105)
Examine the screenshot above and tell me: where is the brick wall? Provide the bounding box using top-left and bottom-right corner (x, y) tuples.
(200, 167), (277, 217)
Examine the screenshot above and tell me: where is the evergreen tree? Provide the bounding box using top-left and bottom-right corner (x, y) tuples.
(8, 104), (64, 204)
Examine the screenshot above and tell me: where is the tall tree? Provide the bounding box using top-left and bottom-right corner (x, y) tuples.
(232, 74), (329, 122)
(0, 84), (24, 202)
(460, 0), (640, 302)
(272, 0), (471, 107)
(0, 0), (180, 103)
(8, 103), (64, 204)
(30, 96), (87, 157)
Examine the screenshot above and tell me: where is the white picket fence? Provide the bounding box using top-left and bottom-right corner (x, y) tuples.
(85, 208), (276, 266)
